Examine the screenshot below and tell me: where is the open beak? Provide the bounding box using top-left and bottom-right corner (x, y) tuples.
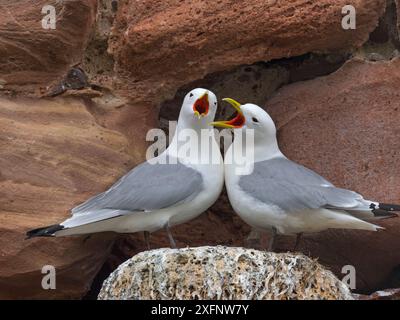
(210, 98), (246, 128)
(193, 92), (209, 118)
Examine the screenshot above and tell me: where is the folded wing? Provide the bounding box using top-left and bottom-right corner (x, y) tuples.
(72, 159), (204, 215)
(239, 157), (366, 212)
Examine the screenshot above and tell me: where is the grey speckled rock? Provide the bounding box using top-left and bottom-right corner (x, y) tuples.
(98, 246), (353, 300)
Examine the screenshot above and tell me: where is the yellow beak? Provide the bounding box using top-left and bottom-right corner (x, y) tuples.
(222, 98), (242, 113)
(209, 121), (235, 128)
(210, 98), (244, 128)
(194, 110), (201, 118)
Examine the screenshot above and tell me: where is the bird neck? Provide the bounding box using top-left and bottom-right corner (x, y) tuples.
(230, 130), (284, 164)
(253, 137), (284, 162)
(166, 118), (219, 165)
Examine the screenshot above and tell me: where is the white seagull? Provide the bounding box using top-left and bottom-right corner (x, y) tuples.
(27, 88), (224, 248)
(211, 98), (399, 250)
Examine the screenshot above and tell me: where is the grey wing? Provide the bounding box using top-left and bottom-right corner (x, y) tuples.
(72, 160), (203, 214)
(239, 157), (364, 212)
(258, 157), (334, 187)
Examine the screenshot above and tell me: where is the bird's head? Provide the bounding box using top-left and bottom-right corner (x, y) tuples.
(180, 88), (217, 125)
(210, 98), (277, 140)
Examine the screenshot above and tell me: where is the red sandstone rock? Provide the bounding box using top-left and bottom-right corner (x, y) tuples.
(0, 0), (97, 96)
(0, 97), (135, 299)
(110, 0), (386, 104)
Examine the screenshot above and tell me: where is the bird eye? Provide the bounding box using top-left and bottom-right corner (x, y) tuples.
(214, 102), (217, 106)
(189, 93), (194, 98)
(252, 117), (259, 123)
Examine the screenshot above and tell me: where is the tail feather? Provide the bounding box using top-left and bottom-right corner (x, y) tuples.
(26, 224), (64, 239)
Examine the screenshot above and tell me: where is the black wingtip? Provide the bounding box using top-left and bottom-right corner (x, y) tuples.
(379, 203), (400, 212)
(370, 203), (400, 218)
(26, 224), (64, 240)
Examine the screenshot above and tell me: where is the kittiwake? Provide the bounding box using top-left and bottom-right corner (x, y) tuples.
(27, 88), (224, 248)
(211, 98), (399, 251)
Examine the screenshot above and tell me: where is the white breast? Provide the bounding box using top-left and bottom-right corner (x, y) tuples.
(224, 161), (285, 232)
(167, 137), (224, 227)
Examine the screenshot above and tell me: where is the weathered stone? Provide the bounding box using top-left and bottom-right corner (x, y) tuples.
(98, 246), (353, 300)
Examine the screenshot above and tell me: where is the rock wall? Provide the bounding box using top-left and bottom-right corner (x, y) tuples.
(0, 97), (130, 299)
(0, 0), (97, 97)
(109, 0), (385, 104)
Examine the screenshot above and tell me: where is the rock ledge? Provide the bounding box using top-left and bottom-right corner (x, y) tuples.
(98, 246), (353, 300)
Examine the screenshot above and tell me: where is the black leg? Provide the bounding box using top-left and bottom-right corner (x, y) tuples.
(294, 233), (303, 251)
(268, 227), (277, 252)
(83, 234), (92, 244)
(144, 231), (151, 250)
(245, 228), (261, 249)
(164, 224), (177, 249)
